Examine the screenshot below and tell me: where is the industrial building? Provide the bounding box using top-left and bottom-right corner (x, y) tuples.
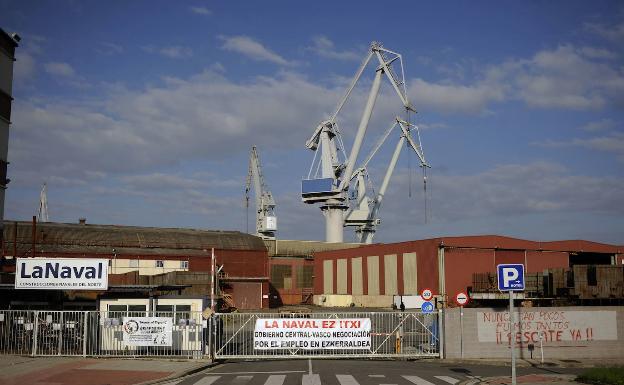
(1, 220), (269, 310)
(0, 29), (18, 248)
(312, 235), (623, 308)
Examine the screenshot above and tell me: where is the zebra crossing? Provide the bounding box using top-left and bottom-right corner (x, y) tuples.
(169, 372), (466, 385)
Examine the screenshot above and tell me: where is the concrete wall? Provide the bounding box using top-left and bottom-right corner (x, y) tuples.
(444, 306), (624, 359)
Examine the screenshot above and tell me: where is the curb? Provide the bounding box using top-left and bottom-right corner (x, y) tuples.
(137, 360), (221, 385)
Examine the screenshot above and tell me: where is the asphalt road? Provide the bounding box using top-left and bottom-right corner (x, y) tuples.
(171, 359), (585, 385)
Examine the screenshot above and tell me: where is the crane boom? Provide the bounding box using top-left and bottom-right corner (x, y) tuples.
(245, 146), (277, 240)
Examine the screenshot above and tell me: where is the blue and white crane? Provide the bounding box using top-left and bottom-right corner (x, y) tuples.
(246, 145), (277, 240)
(302, 42), (429, 243)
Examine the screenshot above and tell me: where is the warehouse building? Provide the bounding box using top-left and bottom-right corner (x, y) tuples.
(1, 220), (269, 310)
(313, 235), (623, 308)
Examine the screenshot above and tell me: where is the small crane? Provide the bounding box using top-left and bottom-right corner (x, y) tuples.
(38, 182), (49, 222)
(245, 146), (277, 240)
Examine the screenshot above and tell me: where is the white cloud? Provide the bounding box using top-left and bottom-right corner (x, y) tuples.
(219, 35), (291, 66)
(97, 42), (123, 55)
(143, 45), (193, 59)
(584, 20), (624, 43)
(534, 132), (624, 162)
(189, 6), (212, 15)
(409, 78), (505, 114)
(307, 36), (360, 61)
(580, 119), (616, 132)
(44, 62), (75, 77)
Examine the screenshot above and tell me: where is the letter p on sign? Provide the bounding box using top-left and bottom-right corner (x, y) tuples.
(497, 264), (525, 291)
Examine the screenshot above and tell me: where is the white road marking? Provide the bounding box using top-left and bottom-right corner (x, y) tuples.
(264, 375), (286, 385)
(402, 375), (436, 385)
(210, 372), (306, 375)
(369, 375), (386, 378)
(194, 377), (221, 385)
(434, 376), (460, 384)
(336, 375), (360, 385)
(302, 359), (320, 385)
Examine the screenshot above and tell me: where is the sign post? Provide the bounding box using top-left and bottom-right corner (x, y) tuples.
(497, 264), (525, 385)
(455, 292), (469, 358)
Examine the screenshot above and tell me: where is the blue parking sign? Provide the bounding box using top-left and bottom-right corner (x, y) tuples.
(497, 264), (525, 291)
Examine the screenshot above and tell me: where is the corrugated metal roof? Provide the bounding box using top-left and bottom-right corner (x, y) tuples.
(264, 239), (361, 257)
(4, 221), (267, 256)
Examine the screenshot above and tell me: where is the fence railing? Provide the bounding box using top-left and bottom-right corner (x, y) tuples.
(213, 311), (441, 359)
(0, 310), (205, 358)
(0, 310), (442, 359)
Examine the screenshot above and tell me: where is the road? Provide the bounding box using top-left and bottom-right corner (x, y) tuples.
(170, 359), (584, 385)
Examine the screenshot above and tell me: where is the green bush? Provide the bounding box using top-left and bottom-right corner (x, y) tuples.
(577, 367), (624, 385)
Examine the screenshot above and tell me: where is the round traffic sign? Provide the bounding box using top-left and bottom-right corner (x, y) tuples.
(421, 288), (434, 301)
(421, 301), (434, 314)
(455, 292), (469, 306)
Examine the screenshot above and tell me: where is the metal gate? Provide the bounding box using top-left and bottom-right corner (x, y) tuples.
(212, 311), (442, 359)
(0, 310), (205, 358)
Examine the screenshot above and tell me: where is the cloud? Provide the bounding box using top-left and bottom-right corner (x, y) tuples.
(143, 45), (193, 58)
(44, 62), (75, 77)
(219, 35), (291, 66)
(189, 6), (212, 15)
(307, 36), (360, 61)
(97, 42), (123, 55)
(580, 119), (616, 132)
(584, 20), (624, 43)
(8, 69), (344, 185)
(534, 132), (624, 162)
(409, 78), (505, 114)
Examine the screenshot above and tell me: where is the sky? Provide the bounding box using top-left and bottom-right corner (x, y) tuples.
(1, 1), (623, 245)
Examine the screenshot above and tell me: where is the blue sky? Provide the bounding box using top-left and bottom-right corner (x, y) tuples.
(1, 1), (623, 245)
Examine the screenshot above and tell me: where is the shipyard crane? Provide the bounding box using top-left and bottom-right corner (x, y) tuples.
(245, 146), (277, 240)
(344, 118), (428, 243)
(38, 182), (49, 222)
(302, 42), (429, 243)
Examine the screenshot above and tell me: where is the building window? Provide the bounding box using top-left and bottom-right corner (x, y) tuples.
(129, 259), (139, 268)
(156, 304), (191, 323)
(156, 260), (164, 268)
(180, 261), (189, 269)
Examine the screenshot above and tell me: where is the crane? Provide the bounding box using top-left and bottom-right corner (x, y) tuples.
(344, 118), (428, 243)
(245, 145), (277, 240)
(302, 42), (429, 243)
(38, 182), (49, 222)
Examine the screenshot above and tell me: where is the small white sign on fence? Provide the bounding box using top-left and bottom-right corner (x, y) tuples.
(254, 318), (371, 350)
(122, 317), (173, 346)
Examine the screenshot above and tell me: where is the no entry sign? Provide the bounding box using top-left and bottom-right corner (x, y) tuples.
(455, 292), (469, 306)
(421, 288), (434, 301)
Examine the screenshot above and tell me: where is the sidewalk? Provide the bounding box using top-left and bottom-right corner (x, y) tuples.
(0, 355), (213, 385)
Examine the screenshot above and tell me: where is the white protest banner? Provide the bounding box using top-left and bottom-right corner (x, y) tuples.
(15, 258), (108, 290)
(254, 318), (371, 350)
(122, 317), (172, 346)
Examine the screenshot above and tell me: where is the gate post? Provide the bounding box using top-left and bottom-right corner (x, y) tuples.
(32, 311), (39, 356)
(82, 311), (88, 357)
(438, 308), (444, 359)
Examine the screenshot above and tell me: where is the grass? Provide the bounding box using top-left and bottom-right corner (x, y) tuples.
(577, 367), (624, 385)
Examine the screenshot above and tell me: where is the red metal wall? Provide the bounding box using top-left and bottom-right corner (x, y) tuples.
(313, 239), (440, 296)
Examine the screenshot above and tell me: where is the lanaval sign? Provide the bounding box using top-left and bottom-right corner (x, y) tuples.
(15, 258), (109, 290)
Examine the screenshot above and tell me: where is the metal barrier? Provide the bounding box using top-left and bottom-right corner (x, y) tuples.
(213, 311), (441, 359)
(0, 310), (205, 358)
